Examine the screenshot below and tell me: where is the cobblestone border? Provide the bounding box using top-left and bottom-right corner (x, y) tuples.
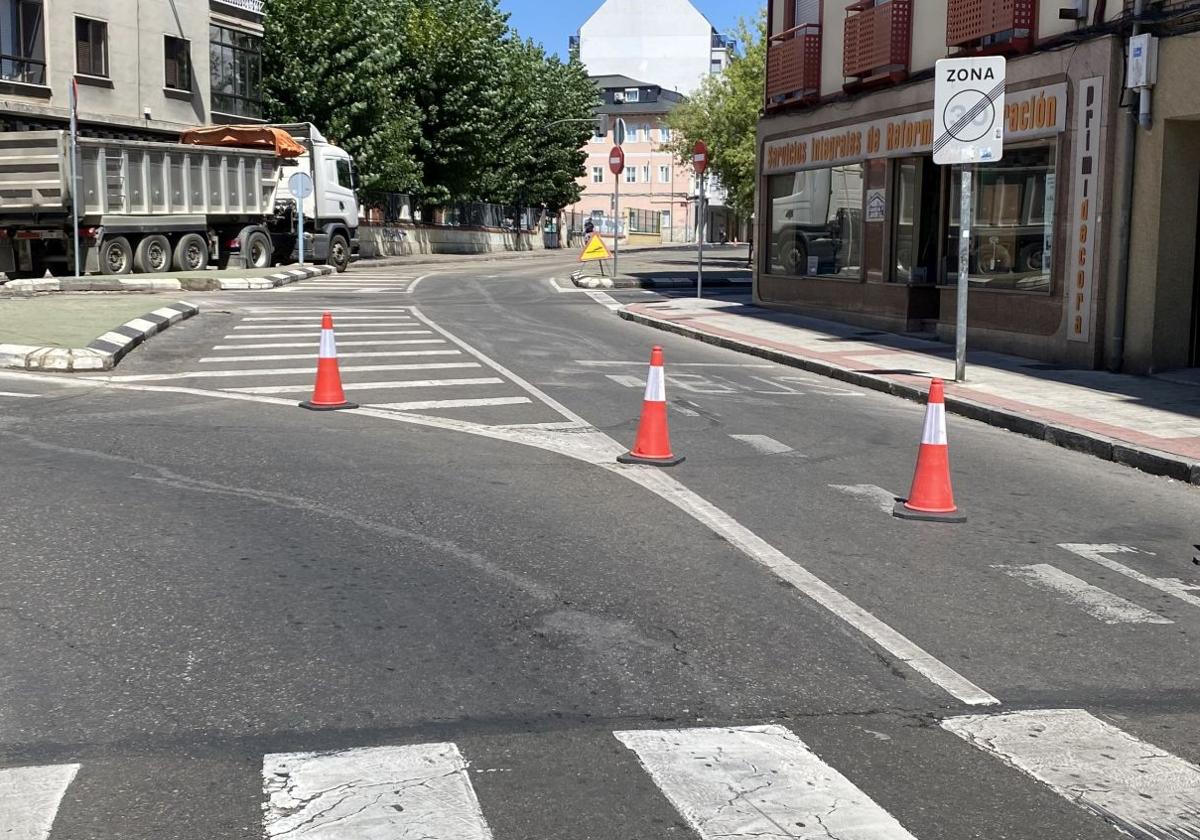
(2, 264), (333, 295)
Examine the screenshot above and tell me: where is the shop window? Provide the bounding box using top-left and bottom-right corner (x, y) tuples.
(766, 164), (864, 278)
(892, 157), (941, 284)
(942, 146), (1055, 292)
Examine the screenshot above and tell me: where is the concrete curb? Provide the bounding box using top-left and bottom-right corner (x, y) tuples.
(570, 273), (751, 290)
(619, 307), (1200, 487)
(1, 301), (198, 372)
(2, 264), (332, 294)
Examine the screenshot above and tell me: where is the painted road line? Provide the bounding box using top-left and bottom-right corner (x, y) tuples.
(233, 321), (412, 330)
(606, 374), (644, 388)
(228, 377), (505, 395)
(615, 726), (920, 840)
(585, 290), (622, 310)
(243, 308), (415, 313)
(95, 362), (478, 382)
(407, 274), (433, 293)
(0, 391), (41, 398)
(1059, 544), (1200, 610)
(199, 350), (459, 363)
(830, 484), (900, 516)
(0, 763), (80, 840)
(729, 434), (794, 455)
(576, 360), (774, 368)
(241, 314), (409, 321)
(226, 330), (432, 340)
(943, 709), (1200, 838)
(371, 396), (533, 411)
(263, 744), (492, 840)
(994, 564), (1172, 624)
(209, 339), (444, 350)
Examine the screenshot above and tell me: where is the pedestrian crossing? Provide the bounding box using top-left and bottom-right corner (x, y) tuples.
(278, 268), (427, 294)
(93, 306), (576, 427)
(8, 711), (1200, 838)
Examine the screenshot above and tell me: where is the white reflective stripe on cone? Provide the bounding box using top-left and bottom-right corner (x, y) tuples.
(644, 364), (666, 403)
(921, 402), (947, 445)
(318, 329), (336, 359)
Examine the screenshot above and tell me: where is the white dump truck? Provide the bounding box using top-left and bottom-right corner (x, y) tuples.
(0, 122), (358, 279)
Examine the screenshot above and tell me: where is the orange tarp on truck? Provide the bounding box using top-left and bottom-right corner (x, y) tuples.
(179, 125), (306, 158)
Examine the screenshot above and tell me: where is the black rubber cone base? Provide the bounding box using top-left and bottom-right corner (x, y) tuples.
(892, 500), (966, 523)
(617, 451), (685, 467)
(300, 400), (359, 411)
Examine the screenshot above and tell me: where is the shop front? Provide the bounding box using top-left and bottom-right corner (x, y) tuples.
(755, 36), (1123, 367)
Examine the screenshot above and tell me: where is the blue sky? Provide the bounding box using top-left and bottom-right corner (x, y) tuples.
(499, 0), (765, 58)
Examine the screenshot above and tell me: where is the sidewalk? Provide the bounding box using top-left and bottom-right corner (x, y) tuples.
(620, 297), (1200, 486)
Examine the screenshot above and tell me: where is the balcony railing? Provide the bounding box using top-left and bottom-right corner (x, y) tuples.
(0, 53), (47, 87)
(766, 23), (821, 111)
(843, 0), (911, 85)
(946, 0), (1035, 54)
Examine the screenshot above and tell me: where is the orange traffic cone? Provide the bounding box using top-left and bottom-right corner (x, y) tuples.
(300, 312), (358, 411)
(893, 378), (965, 522)
(618, 346), (685, 467)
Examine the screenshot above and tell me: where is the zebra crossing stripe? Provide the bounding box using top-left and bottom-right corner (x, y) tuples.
(209, 339), (444, 350)
(615, 726), (920, 839)
(943, 709), (1200, 839)
(234, 321), (412, 330)
(199, 350), (460, 363)
(97, 362), (476, 382)
(263, 744), (493, 839)
(994, 564), (1172, 624)
(0, 763), (80, 840)
(227, 330), (432, 340)
(228, 377), (504, 394)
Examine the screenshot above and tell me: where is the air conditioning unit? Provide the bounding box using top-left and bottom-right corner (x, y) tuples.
(613, 91), (625, 103)
(1058, 0), (1088, 20)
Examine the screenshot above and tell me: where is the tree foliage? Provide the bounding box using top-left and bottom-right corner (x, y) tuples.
(263, 0), (597, 211)
(664, 13), (765, 217)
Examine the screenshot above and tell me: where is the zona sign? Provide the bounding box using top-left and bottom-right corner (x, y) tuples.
(933, 56), (1005, 165)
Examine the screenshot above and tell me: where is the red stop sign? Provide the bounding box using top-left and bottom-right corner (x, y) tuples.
(693, 140), (709, 175)
(608, 146), (625, 175)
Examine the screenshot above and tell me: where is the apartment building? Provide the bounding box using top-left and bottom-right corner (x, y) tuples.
(759, 0), (1200, 374)
(0, 0), (264, 138)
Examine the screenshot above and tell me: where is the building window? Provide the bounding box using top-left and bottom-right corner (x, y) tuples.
(75, 16), (108, 78)
(164, 35), (191, 91)
(592, 166), (604, 183)
(624, 87), (640, 103)
(210, 24), (262, 118)
(627, 125), (639, 143)
(659, 126), (670, 142)
(658, 165), (670, 183)
(1, 0), (46, 85)
(766, 165), (865, 278)
(625, 166), (637, 183)
(941, 145), (1055, 292)
(710, 59), (723, 73)
(661, 209), (672, 229)
(641, 164), (650, 183)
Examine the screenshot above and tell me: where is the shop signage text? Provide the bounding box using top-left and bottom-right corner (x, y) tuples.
(763, 82), (1067, 174)
(1068, 77), (1103, 344)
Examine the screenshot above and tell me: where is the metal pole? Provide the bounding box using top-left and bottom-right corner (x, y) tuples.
(955, 166), (972, 382)
(297, 200), (304, 266)
(697, 173), (705, 297)
(613, 175), (620, 279)
(70, 80), (81, 277)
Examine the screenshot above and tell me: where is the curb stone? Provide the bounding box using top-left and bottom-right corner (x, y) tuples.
(570, 274), (751, 290)
(2, 264), (332, 294)
(618, 306), (1200, 487)
(1, 301), (198, 372)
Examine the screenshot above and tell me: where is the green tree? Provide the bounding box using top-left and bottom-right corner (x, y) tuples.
(664, 13), (765, 217)
(261, 0), (421, 193)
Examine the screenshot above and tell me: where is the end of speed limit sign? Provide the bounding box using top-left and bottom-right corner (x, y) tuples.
(933, 57), (1005, 165)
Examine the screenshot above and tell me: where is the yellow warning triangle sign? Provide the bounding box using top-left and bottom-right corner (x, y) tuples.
(579, 233), (613, 262)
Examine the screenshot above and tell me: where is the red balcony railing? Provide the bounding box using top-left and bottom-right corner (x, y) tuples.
(946, 0), (1035, 54)
(766, 24), (821, 111)
(843, 0), (912, 86)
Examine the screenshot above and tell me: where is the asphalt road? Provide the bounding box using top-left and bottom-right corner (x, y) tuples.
(1, 252), (1198, 840)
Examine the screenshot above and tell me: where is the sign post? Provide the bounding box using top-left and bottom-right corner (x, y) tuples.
(609, 145), (625, 279)
(933, 56), (1005, 382)
(69, 78), (80, 277)
(288, 171), (314, 265)
(693, 141), (708, 298)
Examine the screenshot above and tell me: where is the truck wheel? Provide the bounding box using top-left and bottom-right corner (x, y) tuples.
(100, 237), (133, 275)
(172, 234), (209, 271)
(133, 235), (171, 273)
(327, 233), (350, 273)
(779, 235), (807, 276)
(244, 230), (273, 269)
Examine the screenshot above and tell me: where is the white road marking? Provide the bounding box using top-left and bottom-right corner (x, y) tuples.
(0, 391), (41, 398)
(994, 564), (1172, 624)
(575, 360), (774, 368)
(263, 744), (492, 840)
(729, 434), (794, 455)
(585, 290), (622, 310)
(0, 763), (80, 840)
(242, 308), (415, 314)
(209, 339), (443, 350)
(241, 314), (410, 321)
(233, 321), (411, 330)
(943, 709), (1200, 838)
(670, 402), (701, 417)
(1059, 544), (1200, 610)
(92, 362), (477, 382)
(407, 273), (433, 293)
(615, 726), (920, 840)
(606, 374), (644, 387)
(226, 330), (432, 339)
(199, 350), (459, 362)
(829, 484), (899, 515)
(371, 396), (532, 411)
(227, 377), (504, 395)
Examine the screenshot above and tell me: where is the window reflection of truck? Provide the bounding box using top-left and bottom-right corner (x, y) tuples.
(771, 166), (863, 275)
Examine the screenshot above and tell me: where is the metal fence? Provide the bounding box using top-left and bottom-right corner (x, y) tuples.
(361, 193), (541, 231)
(627, 208), (662, 235)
